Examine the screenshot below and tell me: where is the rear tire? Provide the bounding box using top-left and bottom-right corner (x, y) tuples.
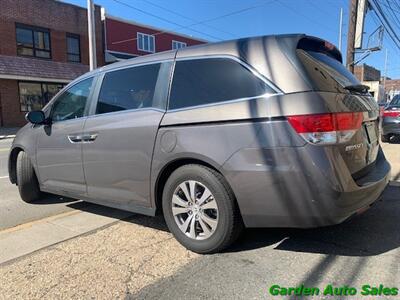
(381, 134), (390, 143)
(162, 164), (243, 254)
(16, 151), (42, 203)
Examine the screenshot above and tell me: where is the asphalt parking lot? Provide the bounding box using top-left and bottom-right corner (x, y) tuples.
(0, 138), (399, 299)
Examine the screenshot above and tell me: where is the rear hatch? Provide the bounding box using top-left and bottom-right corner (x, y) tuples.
(294, 37), (380, 178)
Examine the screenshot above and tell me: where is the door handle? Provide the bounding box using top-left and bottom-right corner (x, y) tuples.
(68, 135), (83, 143)
(82, 133), (98, 142)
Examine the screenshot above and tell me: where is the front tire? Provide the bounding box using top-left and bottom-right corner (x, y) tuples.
(16, 151), (42, 203)
(162, 164), (243, 254)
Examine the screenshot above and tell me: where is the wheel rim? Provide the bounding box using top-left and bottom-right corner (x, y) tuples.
(172, 180), (219, 240)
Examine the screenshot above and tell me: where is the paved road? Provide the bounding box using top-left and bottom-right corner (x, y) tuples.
(0, 139), (84, 230)
(0, 185), (399, 299)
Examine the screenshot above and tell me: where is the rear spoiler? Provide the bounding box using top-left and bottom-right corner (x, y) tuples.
(297, 36), (342, 63)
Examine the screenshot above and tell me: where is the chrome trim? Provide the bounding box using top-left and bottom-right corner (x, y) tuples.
(85, 107), (165, 120)
(67, 135), (83, 144)
(98, 59), (174, 75)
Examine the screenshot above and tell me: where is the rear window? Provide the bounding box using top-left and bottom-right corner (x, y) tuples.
(306, 51), (360, 88)
(296, 37), (362, 93)
(169, 58), (275, 110)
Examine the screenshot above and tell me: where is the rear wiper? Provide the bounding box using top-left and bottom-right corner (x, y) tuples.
(344, 84), (370, 93)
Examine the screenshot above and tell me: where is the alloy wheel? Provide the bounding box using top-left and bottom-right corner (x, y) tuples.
(171, 180), (219, 240)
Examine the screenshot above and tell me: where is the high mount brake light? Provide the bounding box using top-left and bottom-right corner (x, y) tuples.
(383, 111), (400, 118)
(287, 112), (363, 145)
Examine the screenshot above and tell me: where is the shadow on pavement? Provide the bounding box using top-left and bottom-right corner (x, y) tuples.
(66, 201), (169, 232)
(33, 193), (77, 205)
(66, 185), (399, 257)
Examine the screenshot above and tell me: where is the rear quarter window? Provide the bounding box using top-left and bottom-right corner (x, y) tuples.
(168, 58), (275, 110)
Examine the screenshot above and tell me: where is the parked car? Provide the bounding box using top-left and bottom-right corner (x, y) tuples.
(381, 95), (400, 142)
(8, 34), (390, 253)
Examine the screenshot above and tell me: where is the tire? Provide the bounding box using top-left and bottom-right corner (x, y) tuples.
(162, 164), (243, 254)
(16, 151), (42, 203)
(381, 134), (390, 143)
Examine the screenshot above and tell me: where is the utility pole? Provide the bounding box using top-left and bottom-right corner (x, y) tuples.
(346, 0), (358, 73)
(338, 8), (343, 53)
(383, 49), (388, 100)
(87, 0), (97, 70)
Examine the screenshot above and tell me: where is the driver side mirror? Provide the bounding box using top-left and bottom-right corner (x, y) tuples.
(25, 110), (47, 125)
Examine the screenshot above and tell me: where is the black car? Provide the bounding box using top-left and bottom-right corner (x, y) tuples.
(381, 95), (400, 142)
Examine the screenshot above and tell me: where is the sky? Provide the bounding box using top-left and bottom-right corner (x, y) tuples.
(63, 0), (400, 79)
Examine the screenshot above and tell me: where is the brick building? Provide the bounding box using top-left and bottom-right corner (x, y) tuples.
(103, 14), (206, 62)
(354, 64), (381, 81)
(0, 0), (206, 127)
(0, 0), (104, 127)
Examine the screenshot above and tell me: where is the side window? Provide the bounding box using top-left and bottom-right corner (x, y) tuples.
(96, 63), (161, 115)
(51, 77), (93, 122)
(169, 58), (275, 110)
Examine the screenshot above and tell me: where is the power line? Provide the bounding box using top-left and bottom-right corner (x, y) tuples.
(384, 0), (400, 30)
(111, 0), (277, 45)
(369, 0), (400, 49)
(370, 11), (400, 56)
(110, 0), (222, 41)
(275, 0), (337, 33)
(137, 0), (237, 38)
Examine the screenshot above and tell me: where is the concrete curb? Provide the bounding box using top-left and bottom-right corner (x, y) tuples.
(0, 135), (16, 140)
(0, 209), (133, 265)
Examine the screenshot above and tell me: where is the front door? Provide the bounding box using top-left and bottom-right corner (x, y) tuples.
(36, 77), (94, 196)
(82, 62), (171, 209)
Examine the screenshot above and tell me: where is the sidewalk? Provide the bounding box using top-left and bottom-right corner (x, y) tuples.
(0, 127), (20, 140)
(0, 212), (198, 299)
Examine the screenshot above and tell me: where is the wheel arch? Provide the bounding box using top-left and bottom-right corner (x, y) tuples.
(153, 157), (231, 213)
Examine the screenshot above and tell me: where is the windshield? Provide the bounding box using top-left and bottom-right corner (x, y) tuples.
(390, 95), (400, 106)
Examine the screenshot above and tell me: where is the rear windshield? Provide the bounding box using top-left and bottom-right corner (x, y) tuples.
(307, 51), (360, 88)
(297, 49), (362, 94)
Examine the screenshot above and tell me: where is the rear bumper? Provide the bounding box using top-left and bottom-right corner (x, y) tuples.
(223, 145), (390, 228)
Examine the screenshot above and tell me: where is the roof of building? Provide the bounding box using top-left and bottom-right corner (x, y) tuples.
(0, 55), (89, 82)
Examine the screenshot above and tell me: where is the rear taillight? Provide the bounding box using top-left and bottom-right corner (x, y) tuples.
(287, 112), (363, 145)
(383, 111), (400, 118)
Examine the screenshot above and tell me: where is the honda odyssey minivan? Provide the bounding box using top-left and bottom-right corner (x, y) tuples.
(9, 34), (390, 253)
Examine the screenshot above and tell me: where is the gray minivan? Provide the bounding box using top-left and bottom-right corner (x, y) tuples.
(8, 34), (390, 253)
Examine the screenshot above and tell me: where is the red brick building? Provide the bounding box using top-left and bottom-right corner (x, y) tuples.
(103, 14), (206, 62)
(0, 0), (206, 127)
(0, 0), (104, 127)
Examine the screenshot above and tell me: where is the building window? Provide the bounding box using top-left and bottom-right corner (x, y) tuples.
(16, 24), (51, 59)
(137, 32), (155, 53)
(172, 40), (187, 50)
(67, 33), (81, 63)
(19, 82), (65, 112)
